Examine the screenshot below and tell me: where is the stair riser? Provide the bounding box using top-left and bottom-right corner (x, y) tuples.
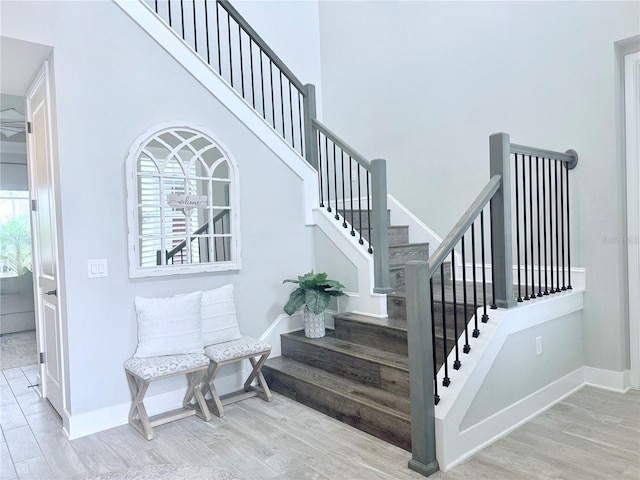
(388, 244), (429, 267)
(389, 267), (405, 292)
(334, 317), (408, 356)
(281, 335), (409, 396)
(263, 367), (411, 451)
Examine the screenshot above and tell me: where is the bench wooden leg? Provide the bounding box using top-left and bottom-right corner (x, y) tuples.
(245, 354), (272, 402)
(202, 362), (225, 417)
(125, 371), (153, 440)
(183, 369), (211, 421)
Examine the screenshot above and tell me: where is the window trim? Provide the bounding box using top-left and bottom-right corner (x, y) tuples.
(126, 121), (241, 278)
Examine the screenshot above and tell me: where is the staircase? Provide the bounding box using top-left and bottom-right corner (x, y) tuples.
(263, 211), (476, 451)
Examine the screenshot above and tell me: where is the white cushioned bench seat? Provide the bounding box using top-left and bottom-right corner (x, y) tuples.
(204, 336), (271, 363)
(124, 353), (210, 380)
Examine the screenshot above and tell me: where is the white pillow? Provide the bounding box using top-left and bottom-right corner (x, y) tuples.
(201, 284), (241, 346)
(133, 291), (204, 358)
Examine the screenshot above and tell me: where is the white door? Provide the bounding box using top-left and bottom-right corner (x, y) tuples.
(25, 62), (64, 416)
(626, 50), (640, 389)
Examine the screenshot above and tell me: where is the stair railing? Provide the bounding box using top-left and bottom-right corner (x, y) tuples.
(145, 0), (390, 292)
(313, 119), (391, 293)
(405, 132), (578, 477)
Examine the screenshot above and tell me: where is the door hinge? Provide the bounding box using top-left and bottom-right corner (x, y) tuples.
(27, 121), (32, 134)
(39, 352), (45, 364)
(31, 199), (37, 211)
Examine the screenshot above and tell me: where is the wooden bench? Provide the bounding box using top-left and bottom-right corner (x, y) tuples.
(124, 353), (211, 440)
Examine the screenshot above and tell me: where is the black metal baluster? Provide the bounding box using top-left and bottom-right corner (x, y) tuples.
(357, 166), (363, 245)
(180, 0), (185, 39)
(430, 279), (440, 405)
(566, 163), (572, 289)
(461, 235), (471, 353)
(227, 12), (233, 87)
(548, 157), (555, 293)
(471, 222), (480, 338)
(215, 2), (221, 74)
(542, 157), (549, 295)
(317, 131), (324, 208)
(298, 92), (304, 157)
(528, 155), (535, 298)
(341, 151), (347, 228)
(168, 0), (173, 27)
(554, 161), (561, 292)
(440, 264), (450, 386)
(489, 202), (497, 309)
(249, 40), (255, 109)
(238, 25), (245, 98)
(536, 156), (542, 297)
(204, 0), (210, 65)
(192, 0), (197, 52)
(515, 154), (523, 302)
(279, 71), (285, 138)
(480, 210), (488, 322)
(325, 135), (331, 212)
(259, 48), (265, 118)
(523, 155), (530, 300)
(349, 157), (356, 236)
(560, 163), (566, 290)
(451, 250), (461, 370)
(154, 0), (158, 13)
(269, 62), (275, 128)
(366, 173), (373, 253)
(333, 144), (339, 220)
(289, 82), (295, 150)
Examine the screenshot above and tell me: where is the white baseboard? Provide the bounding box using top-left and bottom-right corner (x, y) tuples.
(583, 366), (631, 393)
(66, 370), (246, 440)
(441, 368), (584, 471)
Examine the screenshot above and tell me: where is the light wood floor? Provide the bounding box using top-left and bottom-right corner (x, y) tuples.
(1, 363), (638, 479)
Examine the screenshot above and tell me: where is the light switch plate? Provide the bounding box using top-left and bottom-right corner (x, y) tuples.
(88, 259), (108, 278)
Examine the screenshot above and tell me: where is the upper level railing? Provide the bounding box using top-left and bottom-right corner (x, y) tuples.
(146, 0), (390, 292)
(404, 132), (578, 476)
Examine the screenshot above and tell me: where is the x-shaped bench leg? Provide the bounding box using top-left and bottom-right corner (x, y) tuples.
(202, 362), (225, 417)
(245, 354), (272, 402)
(125, 371), (153, 440)
(183, 369), (212, 421)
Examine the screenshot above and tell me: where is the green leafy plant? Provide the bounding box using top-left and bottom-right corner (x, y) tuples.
(283, 271), (346, 315)
(0, 214), (32, 276)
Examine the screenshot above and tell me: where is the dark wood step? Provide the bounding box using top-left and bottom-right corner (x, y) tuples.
(334, 312), (409, 356)
(262, 356), (412, 451)
(281, 330), (409, 396)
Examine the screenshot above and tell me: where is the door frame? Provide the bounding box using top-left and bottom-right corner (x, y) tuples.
(616, 36), (640, 390)
(24, 60), (70, 422)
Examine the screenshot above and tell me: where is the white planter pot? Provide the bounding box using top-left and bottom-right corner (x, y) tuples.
(303, 306), (325, 338)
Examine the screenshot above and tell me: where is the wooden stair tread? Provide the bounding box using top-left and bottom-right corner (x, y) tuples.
(333, 312), (408, 331)
(283, 330), (409, 370)
(264, 356), (411, 419)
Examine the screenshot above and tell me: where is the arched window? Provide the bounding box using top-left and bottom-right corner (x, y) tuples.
(126, 122), (240, 277)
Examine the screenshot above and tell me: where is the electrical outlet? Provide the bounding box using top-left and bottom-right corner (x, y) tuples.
(536, 336), (543, 356)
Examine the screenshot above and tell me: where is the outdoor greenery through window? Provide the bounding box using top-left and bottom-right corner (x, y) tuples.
(0, 190), (31, 277)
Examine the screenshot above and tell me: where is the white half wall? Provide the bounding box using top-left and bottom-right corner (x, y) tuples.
(435, 291), (585, 470)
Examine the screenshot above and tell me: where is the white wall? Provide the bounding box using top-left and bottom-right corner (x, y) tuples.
(230, 0), (323, 117)
(318, 1), (640, 373)
(1, 0), (315, 419)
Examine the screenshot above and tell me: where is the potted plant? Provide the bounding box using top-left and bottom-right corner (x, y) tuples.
(283, 271), (346, 338)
